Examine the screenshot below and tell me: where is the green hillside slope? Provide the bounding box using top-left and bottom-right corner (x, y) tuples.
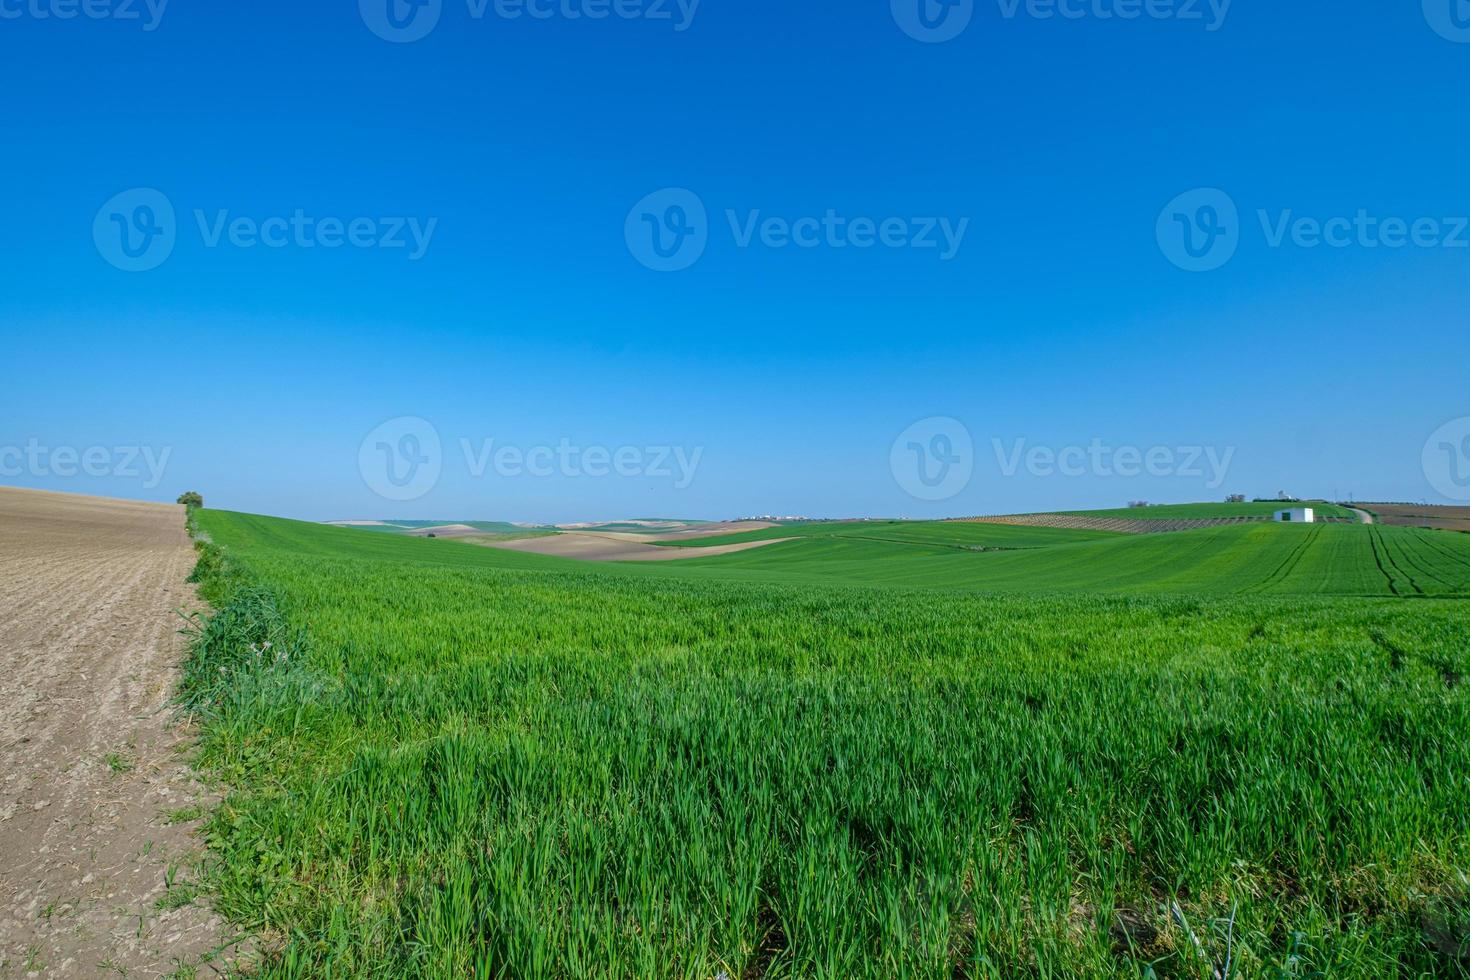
(180, 508), (1470, 977)
(665, 522), (1470, 596)
(1058, 501), (1358, 520)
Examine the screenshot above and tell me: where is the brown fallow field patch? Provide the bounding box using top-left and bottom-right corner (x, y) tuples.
(0, 486), (240, 977)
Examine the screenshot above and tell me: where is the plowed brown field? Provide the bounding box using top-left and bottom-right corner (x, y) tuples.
(0, 488), (237, 977)
(1360, 502), (1470, 533)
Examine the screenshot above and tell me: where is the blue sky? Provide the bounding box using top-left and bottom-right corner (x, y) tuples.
(3, 0), (1469, 521)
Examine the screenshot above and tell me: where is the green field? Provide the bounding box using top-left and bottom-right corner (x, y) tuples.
(568, 520), (716, 534)
(651, 519), (1120, 550)
(1054, 501), (1359, 521)
(646, 519), (1468, 596)
(182, 510), (1470, 977)
(661, 525), (1470, 593)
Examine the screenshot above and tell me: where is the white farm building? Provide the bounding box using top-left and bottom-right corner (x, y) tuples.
(1274, 507), (1315, 524)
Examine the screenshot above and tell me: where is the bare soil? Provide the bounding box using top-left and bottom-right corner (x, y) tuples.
(0, 487), (238, 978)
(471, 531), (795, 562)
(1359, 503), (1470, 533)
(550, 520), (777, 537)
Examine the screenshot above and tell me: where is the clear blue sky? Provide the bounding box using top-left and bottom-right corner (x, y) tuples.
(4, 0), (1469, 521)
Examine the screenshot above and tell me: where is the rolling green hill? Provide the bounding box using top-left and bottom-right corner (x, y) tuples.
(1058, 500), (1358, 520)
(215, 512), (1470, 597)
(661, 522), (1470, 596)
(650, 519), (1119, 550)
(181, 508), (1470, 977)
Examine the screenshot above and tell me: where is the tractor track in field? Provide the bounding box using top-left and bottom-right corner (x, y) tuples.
(1388, 532), (1444, 594)
(1368, 526), (1403, 597)
(1248, 525), (1321, 594)
(0, 488), (240, 978)
(1403, 529), (1470, 585)
(829, 533), (1035, 554)
(1382, 527), (1427, 596)
(1369, 526), (1425, 597)
(1417, 530), (1470, 565)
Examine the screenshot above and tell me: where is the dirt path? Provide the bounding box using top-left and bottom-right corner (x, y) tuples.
(0, 488), (235, 978)
(1346, 507), (1375, 525)
(1356, 503), (1470, 532)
